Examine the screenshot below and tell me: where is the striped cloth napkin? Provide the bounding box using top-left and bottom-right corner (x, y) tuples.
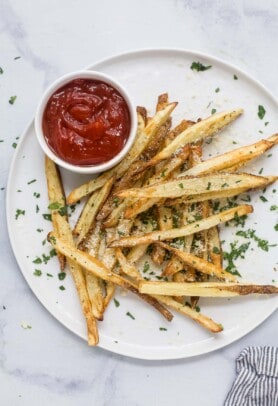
(225, 347), (278, 406)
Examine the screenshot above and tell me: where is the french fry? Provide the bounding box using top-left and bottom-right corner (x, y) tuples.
(110, 205), (253, 247)
(81, 220), (105, 321)
(51, 213), (99, 345)
(151, 206), (173, 265)
(85, 273), (105, 321)
(156, 93), (169, 112)
(152, 295), (223, 333)
(157, 242), (236, 282)
(67, 170), (115, 206)
(45, 156), (67, 270)
(134, 109), (243, 173)
(74, 177), (114, 244)
(181, 134), (278, 176)
(117, 173), (274, 199)
(208, 223), (222, 268)
(139, 281), (278, 297)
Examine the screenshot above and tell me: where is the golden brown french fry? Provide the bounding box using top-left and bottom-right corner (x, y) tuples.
(182, 134), (278, 176)
(152, 295), (222, 333)
(139, 281), (278, 297)
(67, 170), (115, 206)
(51, 213), (98, 345)
(125, 215), (154, 264)
(208, 224), (222, 267)
(164, 175), (277, 206)
(75, 177), (115, 247)
(134, 109), (243, 173)
(85, 273), (105, 321)
(110, 205), (253, 247)
(45, 156), (67, 270)
(156, 93), (169, 112)
(151, 206), (173, 265)
(116, 248), (142, 281)
(164, 186), (249, 207)
(157, 242), (236, 281)
(117, 173), (273, 199)
(82, 220), (105, 321)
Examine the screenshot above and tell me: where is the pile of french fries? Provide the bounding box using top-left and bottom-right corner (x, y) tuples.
(45, 94), (278, 345)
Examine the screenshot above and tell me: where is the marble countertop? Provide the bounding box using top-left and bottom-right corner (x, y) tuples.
(0, 1), (277, 405)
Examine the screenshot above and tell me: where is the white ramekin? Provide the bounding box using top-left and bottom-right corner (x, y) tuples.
(35, 70), (137, 174)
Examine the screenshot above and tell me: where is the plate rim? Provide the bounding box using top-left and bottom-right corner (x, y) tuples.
(6, 48), (278, 360)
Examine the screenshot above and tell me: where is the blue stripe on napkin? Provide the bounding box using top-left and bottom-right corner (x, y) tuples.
(225, 347), (278, 406)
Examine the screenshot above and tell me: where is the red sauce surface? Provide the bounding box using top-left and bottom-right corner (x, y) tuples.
(42, 78), (131, 165)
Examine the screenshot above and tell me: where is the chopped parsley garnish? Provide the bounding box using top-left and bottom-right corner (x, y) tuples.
(143, 261), (150, 273)
(233, 74), (238, 80)
(50, 248), (57, 257)
(212, 246), (221, 254)
(206, 182), (211, 190)
(59, 285), (65, 291)
(48, 202), (62, 210)
(58, 272), (66, 281)
(275, 224), (278, 231)
(42, 213), (52, 221)
(0, 67), (3, 74)
(33, 192), (40, 198)
(215, 87), (220, 93)
(14, 56), (21, 60)
(15, 209), (25, 219)
(236, 229), (277, 252)
(36, 204), (39, 213)
(33, 257), (42, 264)
(12, 142), (17, 148)
(27, 179), (37, 185)
(9, 95), (17, 105)
(211, 108), (217, 115)
(113, 197), (119, 207)
(33, 269), (42, 277)
(113, 298), (120, 307)
(46, 273), (53, 277)
(260, 195), (268, 202)
(258, 105), (266, 120)
(49, 235), (56, 244)
(178, 183), (184, 189)
(223, 241), (250, 276)
(58, 206), (67, 216)
(195, 306), (201, 313)
(270, 205), (278, 211)
(258, 168), (264, 175)
(159, 327), (167, 331)
(126, 311), (135, 320)
(190, 61), (212, 72)
(36, 228), (43, 233)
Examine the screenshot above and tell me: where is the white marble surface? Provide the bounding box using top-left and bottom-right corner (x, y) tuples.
(0, 1), (277, 405)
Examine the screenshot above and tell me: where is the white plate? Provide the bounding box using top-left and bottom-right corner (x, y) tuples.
(6, 49), (278, 360)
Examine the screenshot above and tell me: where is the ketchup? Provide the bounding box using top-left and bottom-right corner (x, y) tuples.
(42, 78), (131, 166)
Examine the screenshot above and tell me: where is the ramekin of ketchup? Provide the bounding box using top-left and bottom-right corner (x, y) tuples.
(35, 71), (137, 174)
